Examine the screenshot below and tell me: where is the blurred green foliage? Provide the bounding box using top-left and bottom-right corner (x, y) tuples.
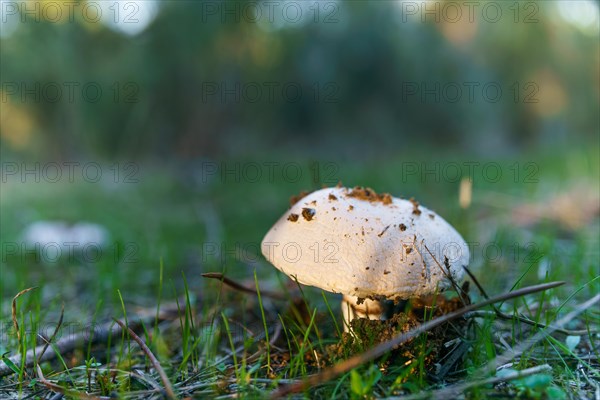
(1, 0), (598, 160)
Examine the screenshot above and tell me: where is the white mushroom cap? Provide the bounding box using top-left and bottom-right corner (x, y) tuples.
(261, 187), (469, 300)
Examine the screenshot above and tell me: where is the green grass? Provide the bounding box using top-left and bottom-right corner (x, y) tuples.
(0, 148), (598, 398)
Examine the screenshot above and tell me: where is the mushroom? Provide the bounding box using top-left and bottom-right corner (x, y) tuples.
(261, 186), (469, 331)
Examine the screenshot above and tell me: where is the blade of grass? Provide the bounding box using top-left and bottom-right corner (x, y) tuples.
(182, 271), (198, 370)
(1, 352), (21, 375)
(87, 299), (103, 362)
(254, 269), (271, 371)
(322, 291), (341, 339)
(116, 289), (131, 369)
(555, 275), (600, 315)
(221, 312), (240, 384)
(154, 259), (165, 349)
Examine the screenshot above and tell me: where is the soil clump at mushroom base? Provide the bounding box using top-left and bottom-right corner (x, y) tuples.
(328, 290), (470, 376)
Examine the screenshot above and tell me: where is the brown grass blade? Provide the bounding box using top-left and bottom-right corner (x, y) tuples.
(12, 287), (38, 345)
(113, 318), (178, 400)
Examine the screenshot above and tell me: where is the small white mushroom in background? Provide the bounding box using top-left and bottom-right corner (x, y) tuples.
(261, 186), (470, 332)
(21, 221), (109, 262)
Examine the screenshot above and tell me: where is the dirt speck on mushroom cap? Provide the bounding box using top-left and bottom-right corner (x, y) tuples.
(347, 186), (393, 204)
(301, 208), (316, 221)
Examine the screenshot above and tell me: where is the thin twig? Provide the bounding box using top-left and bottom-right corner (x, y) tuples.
(37, 303), (65, 364)
(270, 281), (564, 398)
(112, 319), (178, 400)
(202, 272), (286, 300)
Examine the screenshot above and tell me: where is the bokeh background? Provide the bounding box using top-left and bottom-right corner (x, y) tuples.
(1, 1), (599, 314)
(2, 0), (599, 158)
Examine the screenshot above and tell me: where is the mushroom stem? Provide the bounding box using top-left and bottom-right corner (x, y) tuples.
(341, 295), (384, 333)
